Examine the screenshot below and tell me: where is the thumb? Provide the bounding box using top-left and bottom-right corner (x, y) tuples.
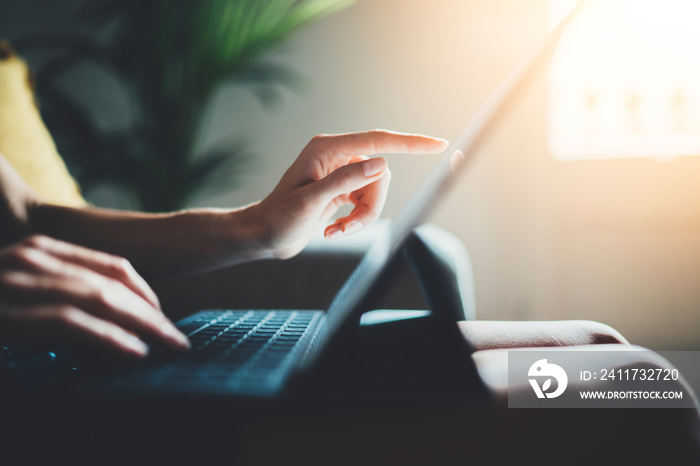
(308, 157), (387, 201)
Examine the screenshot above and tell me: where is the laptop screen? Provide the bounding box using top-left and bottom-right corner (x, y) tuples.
(307, 0), (589, 366)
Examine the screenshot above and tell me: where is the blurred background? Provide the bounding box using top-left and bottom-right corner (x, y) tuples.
(2, 0), (700, 351)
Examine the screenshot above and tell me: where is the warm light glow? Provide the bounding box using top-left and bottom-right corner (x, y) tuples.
(548, 0), (700, 160)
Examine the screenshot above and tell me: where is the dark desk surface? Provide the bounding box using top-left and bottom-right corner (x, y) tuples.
(3, 379), (700, 465)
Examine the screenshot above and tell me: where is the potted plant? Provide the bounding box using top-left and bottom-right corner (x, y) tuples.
(17, 0), (352, 211)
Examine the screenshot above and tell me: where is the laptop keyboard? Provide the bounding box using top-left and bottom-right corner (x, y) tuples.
(105, 310), (321, 396)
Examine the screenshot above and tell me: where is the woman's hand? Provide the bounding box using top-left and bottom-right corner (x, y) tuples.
(0, 129), (448, 276)
(0, 235), (190, 359)
(247, 130), (448, 259)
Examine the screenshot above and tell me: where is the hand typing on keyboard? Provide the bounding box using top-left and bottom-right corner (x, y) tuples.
(0, 236), (190, 359)
(113, 310), (320, 395)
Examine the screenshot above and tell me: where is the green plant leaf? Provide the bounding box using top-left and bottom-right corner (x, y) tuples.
(21, 0), (355, 211)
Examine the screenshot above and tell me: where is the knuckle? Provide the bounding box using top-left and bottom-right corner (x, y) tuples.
(310, 134), (338, 155)
(89, 285), (113, 309)
(357, 204), (381, 224)
(7, 246), (38, 268)
(331, 167), (348, 184)
(306, 134), (328, 152)
(53, 305), (82, 327)
(294, 190), (319, 215)
(330, 168), (351, 189)
(365, 210), (381, 223)
(22, 234), (52, 250)
(368, 128), (388, 146)
(296, 192), (313, 210)
(109, 256), (134, 277)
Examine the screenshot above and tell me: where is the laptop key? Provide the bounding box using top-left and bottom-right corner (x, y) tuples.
(103, 309), (322, 396)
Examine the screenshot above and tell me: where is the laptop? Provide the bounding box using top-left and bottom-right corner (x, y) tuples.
(83, 1), (588, 399)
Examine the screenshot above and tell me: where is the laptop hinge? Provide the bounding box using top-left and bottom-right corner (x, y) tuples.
(296, 226), (486, 401)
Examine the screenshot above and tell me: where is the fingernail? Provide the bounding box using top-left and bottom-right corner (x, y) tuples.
(165, 326), (191, 349)
(326, 228), (343, 240)
(437, 137), (449, 147)
(363, 158), (386, 177)
(125, 334), (149, 356)
(343, 221), (364, 235)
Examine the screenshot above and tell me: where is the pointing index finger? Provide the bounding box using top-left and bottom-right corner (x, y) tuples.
(314, 130), (449, 157)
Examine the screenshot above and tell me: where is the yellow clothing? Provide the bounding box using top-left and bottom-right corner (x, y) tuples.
(0, 41), (86, 207)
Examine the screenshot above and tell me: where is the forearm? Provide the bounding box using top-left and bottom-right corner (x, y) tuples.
(4, 130), (448, 279)
(26, 203), (274, 278)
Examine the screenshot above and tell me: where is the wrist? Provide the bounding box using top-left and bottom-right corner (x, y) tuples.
(220, 202), (278, 262)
